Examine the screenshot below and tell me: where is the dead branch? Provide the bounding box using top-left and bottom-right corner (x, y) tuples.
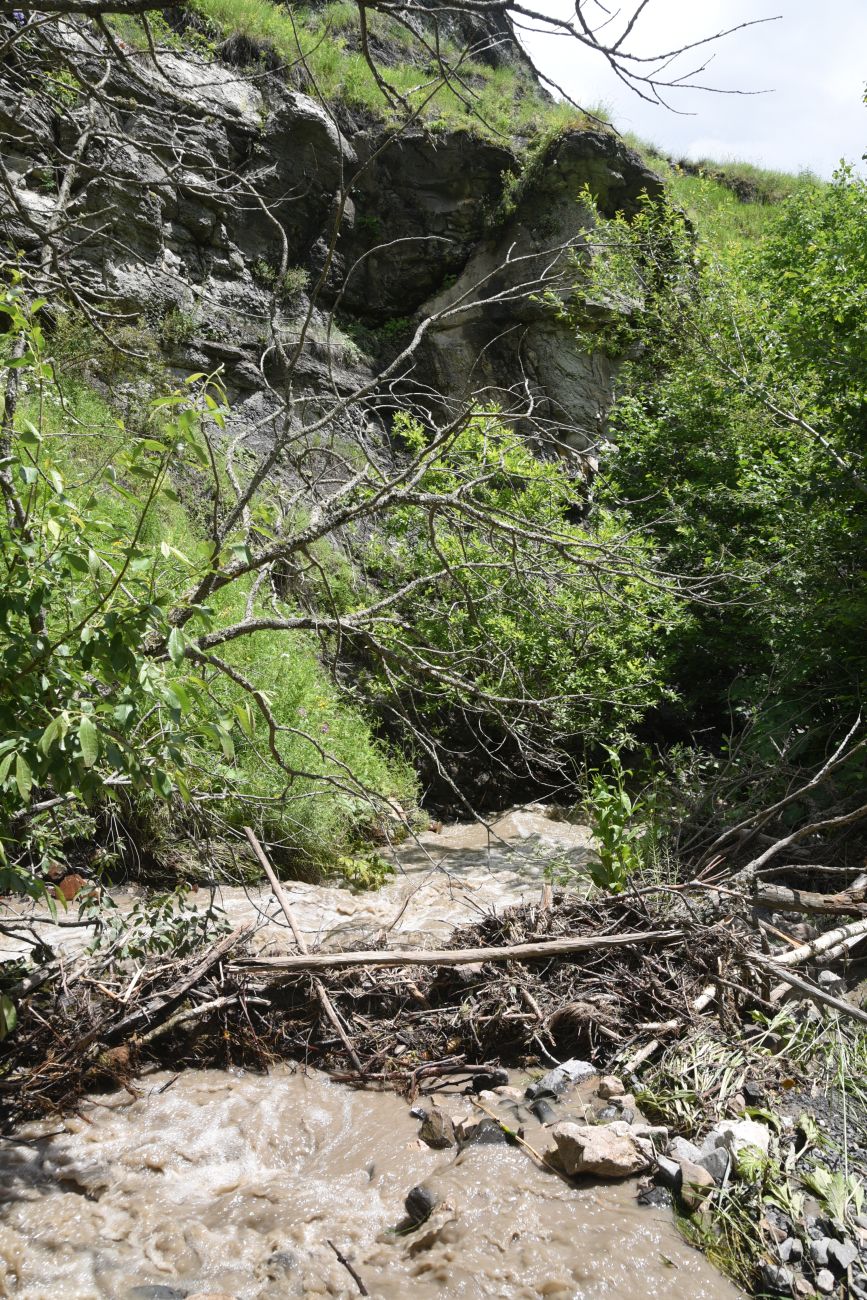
(235, 928), (683, 974)
(754, 883), (867, 918)
(749, 956), (867, 1026)
(243, 826), (363, 1071)
(769, 917), (867, 970)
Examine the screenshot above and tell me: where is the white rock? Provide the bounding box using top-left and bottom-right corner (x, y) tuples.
(710, 1119), (771, 1157)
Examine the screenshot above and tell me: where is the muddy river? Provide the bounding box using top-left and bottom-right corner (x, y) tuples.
(0, 1067), (741, 1300)
(0, 808), (742, 1299)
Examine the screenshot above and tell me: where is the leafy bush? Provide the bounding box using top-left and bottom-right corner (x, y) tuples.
(573, 170), (867, 764)
(0, 289), (414, 890)
(362, 409), (674, 788)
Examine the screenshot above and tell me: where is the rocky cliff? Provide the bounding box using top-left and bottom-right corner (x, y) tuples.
(1, 16), (660, 458)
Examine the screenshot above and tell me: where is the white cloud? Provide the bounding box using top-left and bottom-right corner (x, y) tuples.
(520, 0), (867, 175)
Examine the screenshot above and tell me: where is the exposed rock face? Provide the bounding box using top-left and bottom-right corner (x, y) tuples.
(1, 23), (660, 453)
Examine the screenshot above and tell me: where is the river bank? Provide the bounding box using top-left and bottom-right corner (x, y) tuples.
(1, 807), (866, 1299)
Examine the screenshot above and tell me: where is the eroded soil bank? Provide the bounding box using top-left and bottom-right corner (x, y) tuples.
(0, 1065), (741, 1299)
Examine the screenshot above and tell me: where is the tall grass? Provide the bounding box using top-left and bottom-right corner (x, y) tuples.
(175, 0), (608, 143)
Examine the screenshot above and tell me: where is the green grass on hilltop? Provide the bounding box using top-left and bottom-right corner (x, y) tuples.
(625, 135), (821, 256)
(122, 0), (608, 145)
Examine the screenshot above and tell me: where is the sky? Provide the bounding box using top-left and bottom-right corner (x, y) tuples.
(518, 0), (867, 176)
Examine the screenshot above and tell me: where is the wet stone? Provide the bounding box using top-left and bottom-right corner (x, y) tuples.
(468, 1069), (509, 1093)
(526, 1060), (594, 1101)
(414, 1105), (456, 1150)
(530, 1099), (558, 1125)
(596, 1107), (619, 1122)
(461, 1117), (509, 1147)
(405, 1183), (440, 1223)
(637, 1183), (673, 1209)
(551, 1121), (654, 1179)
(654, 1154), (682, 1191)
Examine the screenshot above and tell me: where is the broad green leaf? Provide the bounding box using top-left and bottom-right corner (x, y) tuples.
(39, 714), (68, 755)
(0, 995), (16, 1041)
(167, 627), (186, 666)
(14, 753), (33, 802)
(78, 716), (99, 768)
(233, 701), (256, 739)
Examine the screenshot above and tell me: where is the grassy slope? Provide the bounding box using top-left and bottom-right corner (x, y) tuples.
(20, 339), (415, 880)
(115, 0), (606, 146)
(625, 136), (820, 255)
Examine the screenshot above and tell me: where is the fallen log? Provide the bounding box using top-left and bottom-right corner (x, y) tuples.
(754, 883), (867, 917)
(233, 928), (683, 974)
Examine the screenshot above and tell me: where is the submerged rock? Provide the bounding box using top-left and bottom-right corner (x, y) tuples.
(459, 1117), (509, 1147)
(530, 1099), (558, 1125)
(405, 1183), (441, 1223)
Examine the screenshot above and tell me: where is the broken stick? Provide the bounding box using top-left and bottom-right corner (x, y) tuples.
(243, 826), (363, 1071)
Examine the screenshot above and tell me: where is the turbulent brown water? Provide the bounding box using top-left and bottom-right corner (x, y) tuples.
(0, 808), (743, 1298)
(0, 808), (595, 964)
(0, 1067), (741, 1300)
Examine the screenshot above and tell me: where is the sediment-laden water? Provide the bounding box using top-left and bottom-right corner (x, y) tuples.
(0, 1066), (741, 1299)
(0, 808), (743, 1298)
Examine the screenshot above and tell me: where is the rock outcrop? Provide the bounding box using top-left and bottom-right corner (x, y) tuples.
(1, 18), (660, 456)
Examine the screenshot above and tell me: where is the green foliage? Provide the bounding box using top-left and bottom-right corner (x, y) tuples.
(0, 290), (225, 892)
(574, 169), (867, 760)
(160, 305), (198, 347)
(803, 1165), (865, 1226)
(252, 259), (309, 302)
(0, 993), (16, 1041)
(0, 290), (414, 890)
(365, 410), (673, 770)
(81, 885), (229, 957)
(583, 750), (644, 892)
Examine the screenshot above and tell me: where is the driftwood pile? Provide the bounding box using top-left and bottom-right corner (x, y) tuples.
(2, 819), (865, 1132)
